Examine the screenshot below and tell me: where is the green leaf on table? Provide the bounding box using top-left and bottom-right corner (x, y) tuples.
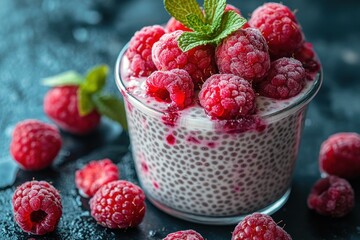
(164, 0), (204, 29)
(78, 88), (95, 116)
(93, 95), (128, 131)
(81, 65), (109, 94)
(42, 71), (83, 87)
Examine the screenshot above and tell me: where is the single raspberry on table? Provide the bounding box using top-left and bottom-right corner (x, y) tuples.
(163, 229), (204, 240)
(249, 2), (304, 58)
(75, 158), (119, 198)
(199, 74), (256, 120)
(126, 25), (166, 77)
(44, 86), (101, 135)
(10, 119), (62, 170)
(307, 176), (355, 217)
(232, 213), (292, 240)
(152, 30), (217, 88)
(215, 28), (270, 82)
(294, 42), (321, 80)
(165, 17), (192, 33)
(146, 69), (194, 110)
(12, 180), (62, 235)
(90, 180), (146, 229)
(257, 57), (306, 99)
(319, 132), (360, 179)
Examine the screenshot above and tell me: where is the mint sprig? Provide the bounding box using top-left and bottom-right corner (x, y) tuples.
(42, 65), (128, 131)
(164, 0), (247, 52)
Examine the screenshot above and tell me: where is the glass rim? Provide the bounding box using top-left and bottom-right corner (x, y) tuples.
(115, 43), (323, 121)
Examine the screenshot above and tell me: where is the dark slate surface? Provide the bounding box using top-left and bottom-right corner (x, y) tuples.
(1, 0), (360, 239)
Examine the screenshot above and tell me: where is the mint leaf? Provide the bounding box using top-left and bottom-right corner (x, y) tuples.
(164, 0), (204, 29)
(42, 71), (83, 87)
(81, 65), (109, 94)
(178, 32), (211, 52)
(78, 89), (95, 116)
(204, 0), (226, 27)
(93, 95), (128, 131)
(186, 14), (211, 34)
(213, 11), (247, 44)
(208, 0), (226, 34)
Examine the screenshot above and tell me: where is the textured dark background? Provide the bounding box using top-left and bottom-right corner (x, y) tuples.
(1, 0), (360, 239)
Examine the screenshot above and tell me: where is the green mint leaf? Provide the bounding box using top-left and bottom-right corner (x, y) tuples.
(42, 71), (83, 87)
(81, 65), (109, 94)
(204, 0), (226, 27)
(164, 0), (204, 29)
(93, 95), (128, 131)
(78, 88), (95, 116)
(213, 11), (247, 45)
(178, 32), (212, 52)
(186, 14), (212, 34)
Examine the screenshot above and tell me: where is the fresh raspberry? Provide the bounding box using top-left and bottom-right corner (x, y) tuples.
(319, 132), (360, 179)
(257, 57), (305, 99)
(90, 180), (146, 229)
(294, 42), (321, 81)
(199, 74), (256, 120)
(10, 119), (62, 171)
(75, 158), (119, 198)
(126, 25), (166, 77)
(232, 213), (292, 240)
(152, 30), (217, 88)
(249, 3), (304, 58)
(44, 86), (101, 135)
(164, 229), (204, 240)
(165, 17), (192, 33)
(215, 28), (270, 82)
(307, 176), (355, 217)
(12, 180), (62, 235)
(146, 69), (194, 110)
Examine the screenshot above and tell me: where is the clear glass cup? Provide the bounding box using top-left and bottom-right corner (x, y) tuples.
(115, 44), (322, 225)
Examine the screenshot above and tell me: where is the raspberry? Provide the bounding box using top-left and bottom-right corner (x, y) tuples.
(10, 119), (62, 170)
(44, 86), (101, 135)
(75, 158), (119, 198)
(319, 132), (360, 179)
(152, 30), (217, 88)
(12, 180), (62, 235)
(199, 74), (256, 120)
(90, 180), (146, 229)
(126, 25), (166, 77)
(294, 42), (321, 81)
(215, 28), (270, 82)
(164, 229), (204, 240)
(232, 213), (292, 240)
(249, 3), (304, 58)
(257, 57), (305, 99)
(307, 176), (355, 217)
(146, 69), (194, 110)
(165, 17), (192, 32)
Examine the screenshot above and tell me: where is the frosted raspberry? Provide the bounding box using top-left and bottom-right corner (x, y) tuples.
(152, 30), (217, 88)
(75, 158), (119, 198)
(90, 180), (146, 229)
(199, 74), (256, 120)
(215, 28), (270, 82)
(249, 2), (304, 58)
(294, 42), (321, 80)
(10, 119), (62, 171)
(164, 229), (204, 240)
(257, 57), (305, 99)
(12, 180), (62, 235)
(307, 176), (355, 217)
(319, 132), (360, 179)
(146, 69), (194, 110)
(126, 25), (165, 77)
(165, 17), (192, 32)
(232, 213), (292, 240)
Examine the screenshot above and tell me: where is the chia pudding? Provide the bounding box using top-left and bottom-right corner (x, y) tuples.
(115, 47), (322, 224)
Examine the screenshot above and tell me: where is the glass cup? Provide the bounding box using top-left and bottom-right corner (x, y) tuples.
(115, 44), (322, 225)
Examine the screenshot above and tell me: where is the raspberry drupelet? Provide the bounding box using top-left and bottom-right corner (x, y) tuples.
(215, 28), (270, 82)
(126, 25), (166, 77)
(232, 213), (292, 240)
(90, 180), (146, 229)
(199, 74), (256, 120)
(10, 119), (62, 170)
(257, 57), (306, 99)
(12, 180), (62, 235)
(152, 30), (217, 88)
(163, 229), (204, 240)
(249, 2), (304, 58)
(165, 17), (192, 33)
(307, 176), (355, 217)
(75, 158), (119, 198)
